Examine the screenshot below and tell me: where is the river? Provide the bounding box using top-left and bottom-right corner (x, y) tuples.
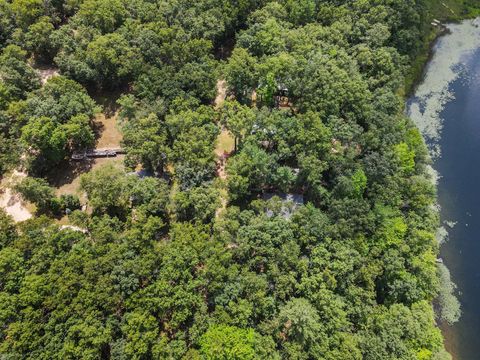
(408, 18), (480, 360)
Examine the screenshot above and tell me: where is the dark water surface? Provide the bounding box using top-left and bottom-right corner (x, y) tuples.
(436, 51), (480, 360)
(408, 19), (480, 360)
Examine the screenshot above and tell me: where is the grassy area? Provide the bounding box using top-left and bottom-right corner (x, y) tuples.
(428, 0), (480, 20)
(215, 129), (235, 156)
(89, 87), (124, 149)
(93, 111), (122, 149)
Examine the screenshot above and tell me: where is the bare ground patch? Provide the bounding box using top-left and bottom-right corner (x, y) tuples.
(0, 170), (33, 222)
(33, 64), (60, 85)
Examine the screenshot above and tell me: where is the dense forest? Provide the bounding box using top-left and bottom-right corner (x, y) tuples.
(0, 0), (470, 359)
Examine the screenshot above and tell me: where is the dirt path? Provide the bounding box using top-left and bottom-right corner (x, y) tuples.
(215, 191), (228, 219)
(215, 80), (227, 109)
(214, 133), (234, 218)
(214, 80), (235, 218)
(215, 128), (234, 180)
(0, 170), (33, 222)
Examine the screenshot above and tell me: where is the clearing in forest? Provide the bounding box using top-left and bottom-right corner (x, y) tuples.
(91, 89), (123, 149)
(53, 91), (124, 197)
(93, 111), (122, 149)
(52, 156), (125, 199)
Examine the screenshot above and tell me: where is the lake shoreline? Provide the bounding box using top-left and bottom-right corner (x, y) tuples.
(405, 0), (480, 98)
(408, 17), (480, 360)
(405, 25), (451, 98)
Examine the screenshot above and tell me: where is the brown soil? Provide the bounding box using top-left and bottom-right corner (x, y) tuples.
(213, 80), (235, 218)
(35, 65), (59, 85)
(0, 170), (33, 222)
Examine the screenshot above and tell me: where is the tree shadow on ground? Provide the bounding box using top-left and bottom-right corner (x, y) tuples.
(45, 159), (95, 189)
(88, 86), (127, 118)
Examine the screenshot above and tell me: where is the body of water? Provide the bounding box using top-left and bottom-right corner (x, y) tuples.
(408, 18), (480, 360)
